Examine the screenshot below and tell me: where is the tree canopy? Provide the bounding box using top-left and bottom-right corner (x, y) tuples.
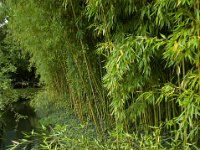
(1, 0), (200, 149)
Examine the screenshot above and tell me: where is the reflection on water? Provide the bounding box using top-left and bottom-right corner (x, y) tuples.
(0, 101), (37, 150)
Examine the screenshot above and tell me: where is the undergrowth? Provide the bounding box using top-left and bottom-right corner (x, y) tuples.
(8, 89), (200, 150)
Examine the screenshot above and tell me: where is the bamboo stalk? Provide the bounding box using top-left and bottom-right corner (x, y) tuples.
(69, 0), (104, 133)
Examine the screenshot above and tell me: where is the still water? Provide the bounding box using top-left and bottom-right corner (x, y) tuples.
(0, 101), (37, 150)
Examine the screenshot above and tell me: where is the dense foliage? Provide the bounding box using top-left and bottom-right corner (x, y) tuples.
(1, 0), (200, 149)
(0, 22), (16, 110)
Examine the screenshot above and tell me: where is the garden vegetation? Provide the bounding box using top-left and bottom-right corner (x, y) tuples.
(0, 0), (200, 149)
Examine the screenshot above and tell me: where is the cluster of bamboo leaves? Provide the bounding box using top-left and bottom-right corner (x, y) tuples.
(3, 0), (200, 148)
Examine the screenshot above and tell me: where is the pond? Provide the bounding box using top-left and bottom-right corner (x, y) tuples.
(0, 100), (38, 149)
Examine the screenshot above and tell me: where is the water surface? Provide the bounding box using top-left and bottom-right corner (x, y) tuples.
(0, 101), (37, 149)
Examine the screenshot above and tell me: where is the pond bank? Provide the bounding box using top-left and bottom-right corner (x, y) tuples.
(0, 100), (38, 149)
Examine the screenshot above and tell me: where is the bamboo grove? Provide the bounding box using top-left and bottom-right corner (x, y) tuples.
(1, 0), (200, 148)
